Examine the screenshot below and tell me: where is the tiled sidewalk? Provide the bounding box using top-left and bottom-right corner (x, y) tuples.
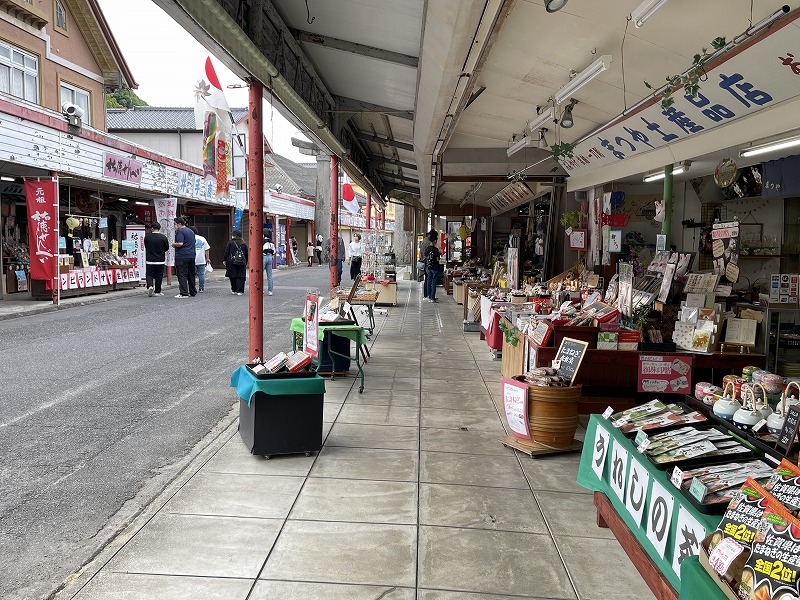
(59, 281), (654, 599)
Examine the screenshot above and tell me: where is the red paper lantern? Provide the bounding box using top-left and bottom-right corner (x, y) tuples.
(342, 183), (355, 201)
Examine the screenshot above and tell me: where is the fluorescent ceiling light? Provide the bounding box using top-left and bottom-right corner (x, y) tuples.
(630, 0), (668, 28)
(739, 134), (800, 158)
(528, 106), (554, 133)
(134, 201), (148, 206)
(507, 135), (534, 157)
(0, 176), (15, 182)
(553, 55), (612, 104)
(643, 161), (690, 183)
(118, 198), (129, 202)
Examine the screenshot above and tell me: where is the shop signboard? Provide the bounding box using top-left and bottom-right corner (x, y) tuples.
(154, 198), (177, 268)
(103, 152), (143, 183)
(126, 225), (146, 282)
(553, 337), (589, 385)
(502, 376), (531, 440)
(303, 294), (319, 358)
(637, 355), (693, 395)
(24, 180), (58, 283)
(560, 13), (800, 179)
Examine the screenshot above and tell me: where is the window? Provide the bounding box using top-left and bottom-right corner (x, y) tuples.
(0, 41), (38, 103)
(55, 0), (67, 31)
(60, 82), (90, 125)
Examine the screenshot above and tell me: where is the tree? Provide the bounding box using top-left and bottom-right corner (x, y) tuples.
(106, 88), (148, 109)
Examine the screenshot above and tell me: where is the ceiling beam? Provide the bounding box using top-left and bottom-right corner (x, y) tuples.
(354, 132), (414, 152)
(295, 30), (418, 68)
(440, 175), (558, 183)
(332, 96), (413, 120)
(374, 157), (417, 171)
(388, 184), (421, 195)
(377, 170), (419, 184)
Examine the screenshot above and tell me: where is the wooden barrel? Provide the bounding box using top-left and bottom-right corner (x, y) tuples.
(527, 383), (582, 449)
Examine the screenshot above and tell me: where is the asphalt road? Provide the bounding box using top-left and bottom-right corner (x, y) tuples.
(0, 264), (333, 600)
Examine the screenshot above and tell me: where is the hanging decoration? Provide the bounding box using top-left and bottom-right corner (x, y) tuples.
(714, 157), (738, 188)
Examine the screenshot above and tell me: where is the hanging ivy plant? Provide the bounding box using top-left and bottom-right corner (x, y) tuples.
(559, 209), (584, 230)
(498, 319), (520, 346)
(644, 37), (727, 110)
(551, 142), (575, 161)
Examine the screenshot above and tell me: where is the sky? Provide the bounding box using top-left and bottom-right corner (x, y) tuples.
(96, 0), (309, 163)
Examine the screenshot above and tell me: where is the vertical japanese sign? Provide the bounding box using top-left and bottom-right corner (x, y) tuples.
(304, 294), (319, 358)
(154, 198), (177, 267)
(126, 225), (146, 283)
(502, 377), (531, 439)
(24, 180), (58, 285)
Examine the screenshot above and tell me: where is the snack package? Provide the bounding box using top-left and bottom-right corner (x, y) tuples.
(763, 459), (800, 517)
(739, 498), (800, 600)
(707, 478), (770, 586)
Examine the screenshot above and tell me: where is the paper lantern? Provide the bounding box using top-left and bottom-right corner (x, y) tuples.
(66, 216), (80, 237)
(459, 224), (469, 240)
(342, 183), (355, 201)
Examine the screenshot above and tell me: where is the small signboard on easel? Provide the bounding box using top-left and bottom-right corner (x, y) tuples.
(553, 337), (589, 386)
(776, 405), (800, 455)
(502, 377), (530, 440)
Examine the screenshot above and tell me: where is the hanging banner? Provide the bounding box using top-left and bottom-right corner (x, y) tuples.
(154, 198), (177, 267)
(24, 180), (58, 283)
(126, 225), (146, 282)
(304, 294), (320, 358)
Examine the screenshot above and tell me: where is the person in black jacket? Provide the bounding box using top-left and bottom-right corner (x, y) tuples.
(223, 230), (248, 295)
(143, 222), (170, 296)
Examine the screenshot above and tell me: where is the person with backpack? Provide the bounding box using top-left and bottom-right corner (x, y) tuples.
(223, 230), (248, 295)
(423, 230), (441, 302)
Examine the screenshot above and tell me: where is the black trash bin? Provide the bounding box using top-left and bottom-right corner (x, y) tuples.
(231, 366), (326, 457)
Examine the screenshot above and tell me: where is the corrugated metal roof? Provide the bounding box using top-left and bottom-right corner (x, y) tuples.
(107, 106), (248, 131)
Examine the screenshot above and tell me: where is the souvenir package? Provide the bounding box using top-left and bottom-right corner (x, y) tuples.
(763, 459), (800, 517)
(648, 428), (728, 457)
(739, 500), (800, 600)
(285, 351), (312, 373)
(264, 352), (290, 373)
(620, 408), (707, 434)
(610, 400), (667, 426)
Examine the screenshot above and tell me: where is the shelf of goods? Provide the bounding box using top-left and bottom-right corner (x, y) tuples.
(365, 281), (396, 306)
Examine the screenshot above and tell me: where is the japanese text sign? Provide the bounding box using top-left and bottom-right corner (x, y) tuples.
(103, 152), (143, 183)
(637, 355), (693, 395)
(24, 180), (58, 283)
(304, 294), (319, 358)
(502, 377), (531, 440)
(553, 337), (589, 385)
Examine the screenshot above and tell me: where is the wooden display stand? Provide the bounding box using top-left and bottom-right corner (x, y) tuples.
(454, 281), (465, 305)
(500, 435), (582, 457)
(366, 281), (396, 306)
(500, 317), (526, 378)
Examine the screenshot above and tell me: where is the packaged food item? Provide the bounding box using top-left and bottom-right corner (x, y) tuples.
(739, 499), (800, 600)
(763, 459), (800, 517)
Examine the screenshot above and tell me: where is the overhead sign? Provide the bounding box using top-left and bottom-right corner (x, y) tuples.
(560, 14), (800, 178)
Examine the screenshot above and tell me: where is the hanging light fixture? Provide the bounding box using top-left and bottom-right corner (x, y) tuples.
(553, 56), (612, 104)
(537, 128), (549, 150)
(739, 133), (800, 158)
(545, 0), (568, 12)
(630, 0), (669, 28)
(560, 99), (578, 128)
(643, 161), (691, 182)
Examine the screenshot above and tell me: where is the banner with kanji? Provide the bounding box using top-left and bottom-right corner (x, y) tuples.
(194, 57), (234, 202)
(24, 180), (58, 283)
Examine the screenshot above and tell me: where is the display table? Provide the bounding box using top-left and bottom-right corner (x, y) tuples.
(230, 366), (325, 457)
(366, 281), (396, 306)
(577, 414), (725, 599)
(290, 318), (367, 392)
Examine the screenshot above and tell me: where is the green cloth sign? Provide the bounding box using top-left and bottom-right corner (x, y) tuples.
(577, 414), (725, 597)
(230, 365), (326, 407)
(290, 318), (367, 345)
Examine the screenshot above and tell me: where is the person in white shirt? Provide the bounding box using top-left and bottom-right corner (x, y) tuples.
(262, 236), (275, 295)
(190, 227), (211, 292)
(349, 233), (364, 281)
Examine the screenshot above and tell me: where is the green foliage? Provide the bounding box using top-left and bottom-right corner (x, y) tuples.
(106, 88), (148, 109)
(498, 319), (520, 346)
(551, 142), (575, 161)
(644, 36), (726, 110)
(559, 209), (584, 230)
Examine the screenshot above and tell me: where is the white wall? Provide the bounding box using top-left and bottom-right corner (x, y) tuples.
(114, 131), (204, 165)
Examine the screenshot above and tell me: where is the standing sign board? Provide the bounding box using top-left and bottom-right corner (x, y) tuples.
(304, 294), (320, 358)
(776, 405), (800, 454)
(502, 377), (530, 440)
(553, 337), (589, 386)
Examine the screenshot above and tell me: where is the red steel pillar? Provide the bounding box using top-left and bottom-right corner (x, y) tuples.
(247, 80), (264, 362)
(330, 155), (339, 296)
(366, 193), (372, 230)
(286, 217), (292, 265)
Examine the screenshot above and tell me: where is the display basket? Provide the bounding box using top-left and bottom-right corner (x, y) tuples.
(515, 376), (581, 449)
(335, 288), (378, 302)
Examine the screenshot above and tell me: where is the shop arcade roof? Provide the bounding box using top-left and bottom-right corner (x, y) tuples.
(151, 1), (800, 212)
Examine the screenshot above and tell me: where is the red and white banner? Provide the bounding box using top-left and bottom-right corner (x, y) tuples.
(24, 180), (58, 283)
(304, 294), (320, 358)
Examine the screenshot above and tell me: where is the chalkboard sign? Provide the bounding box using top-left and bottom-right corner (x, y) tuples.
(776, 405), (800, 454)
(553, 336), (589, 386)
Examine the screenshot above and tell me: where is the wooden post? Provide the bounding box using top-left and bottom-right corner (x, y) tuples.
(247, 80), (264, 362)
(330, 155), (339, 297)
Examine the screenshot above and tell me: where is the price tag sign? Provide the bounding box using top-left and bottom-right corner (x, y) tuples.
(553, 337), (589, 386)
(752, 419), (767, 433)
(634, 431), (649, 446)
(708, 538), (746, 576)
(636, 438), (651, 454)
(689, 478), (709, 502)
(777, 405), (800, 453)
(602, 406), (614, 419)
(670, 466), (684, 489)
(613, 418), (627, 428)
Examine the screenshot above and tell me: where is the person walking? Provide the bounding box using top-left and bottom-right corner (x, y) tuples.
(307, 241), (314, 267)
(223, 230), (248, 295)
(349, 233), (364, 280)
(315, 234), (323, 266)
(191, 226), (211, 292)
(172, 217), (197, 298)
(262, 235), (275, 296)
(423, 230), (441, 302)
(144, 222), (169, 297)
(290, 236), (299, 265)
(336, 234), (345, 286)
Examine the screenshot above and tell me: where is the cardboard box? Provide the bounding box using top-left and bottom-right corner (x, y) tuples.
(698, 536), (740, 600)
(597, 331), (618, 350)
